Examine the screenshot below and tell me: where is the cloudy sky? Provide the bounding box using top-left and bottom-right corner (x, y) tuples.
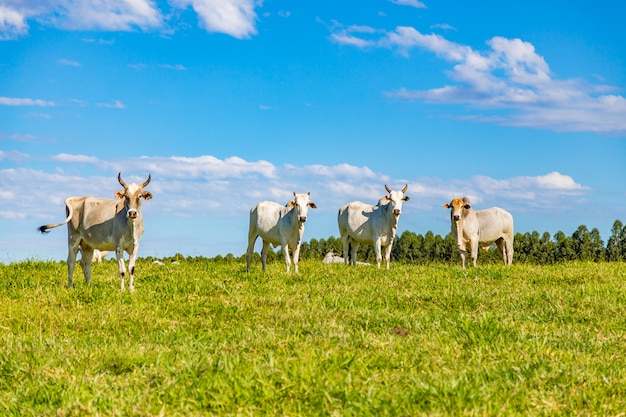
(1, 0), (625, 262)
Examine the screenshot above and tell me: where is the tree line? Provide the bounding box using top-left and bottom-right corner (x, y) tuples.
(236, 219), (626, 265)
(167, 219), (626, 265)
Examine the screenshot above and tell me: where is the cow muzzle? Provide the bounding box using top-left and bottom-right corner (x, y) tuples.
(453, 215), (460, 221)
(393, 209), (401, 216)
(128, 209), (139, 219)
(299, 216), (307, 223)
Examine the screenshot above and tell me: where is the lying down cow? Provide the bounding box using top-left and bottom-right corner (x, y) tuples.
(444, 197), (514, 268)
(38, 173), (152, 290)
(322, 250), (370, 266)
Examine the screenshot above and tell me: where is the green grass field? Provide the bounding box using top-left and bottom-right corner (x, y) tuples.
(1, 259), (625, 416)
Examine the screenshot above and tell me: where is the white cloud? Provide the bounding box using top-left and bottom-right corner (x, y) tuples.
(0, 97), (55, 107)
(0, 0), (261, 39)
(535, 172), (587, 191)
(160, 64), (187, 71)
(0, 4), (28, 39)
(0, 155), (602, 261)
(58, 58), (81, 66)
(51, 153), (100, 164)
(330, 24), (381, 48)
(431, 23), (456, 31)
(332, 24), (626, 135)
(96, 100), (126, 108)
(54, 0), (163, 31)
(172, 0), (258, 39)
(389, 0), (427, 8)
(0, 154), (592, 222)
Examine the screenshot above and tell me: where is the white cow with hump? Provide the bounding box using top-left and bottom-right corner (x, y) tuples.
(444, 197), (514, 268)
(246, 192), (317, 273)
(338, 184), (410, 269)
(38, 173), (152, 290)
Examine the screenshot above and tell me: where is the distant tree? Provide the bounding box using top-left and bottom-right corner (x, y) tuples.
(289, 220), (620, 265)
(309, 238), (321, 260)
(572, 225), (593, 261)
(423, 231), (437, 263)
(554, 231), (576, 262)
(607, 220), (625, 261)
(539, 231), (556, 264)
(393, 231), (420, 263)
(590, 228), (606, 262)
(514, 232), (542, 263)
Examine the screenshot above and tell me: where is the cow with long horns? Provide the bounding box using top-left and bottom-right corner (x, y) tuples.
(39, 173), (152, 290)
(338, 184), (410, 269)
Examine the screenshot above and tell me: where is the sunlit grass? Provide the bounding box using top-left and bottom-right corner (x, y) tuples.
(1, 260), (625, 415)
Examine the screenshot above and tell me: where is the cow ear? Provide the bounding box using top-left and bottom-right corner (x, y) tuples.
(288, 200), (296, 208)
(444, 203), (450, 209)
(142, 191), (153, 200)
(114, 190), (124, 199)
(403, 196), (410, 201)
(309, 201), (317, 209)
(464, 204), (471, 209)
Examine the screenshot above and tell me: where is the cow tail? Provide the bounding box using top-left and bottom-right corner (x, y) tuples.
(38, 201), (74, 234)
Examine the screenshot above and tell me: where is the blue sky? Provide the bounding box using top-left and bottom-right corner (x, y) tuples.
(1, 0), (625, 262)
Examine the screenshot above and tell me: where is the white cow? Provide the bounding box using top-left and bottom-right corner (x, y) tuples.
(92, 249), (108, 262)
(338, 185), (410, 269)
(246, 192), (317, 273)
(323, 250), (370, 266)
(322, 250), (345, 264)
(39, 173), (152, 290)
(444, 197), (514, 268)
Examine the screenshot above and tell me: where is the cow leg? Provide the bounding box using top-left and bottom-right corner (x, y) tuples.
(66, 236), (82, 288)
(260, 240), (271, 272)
(470, 241), (479, 268)
(505, 237), (514, 265)
(495, 238), (506, 265)
(374, 239), (383, 269)
(350, 241), (359, 266)
(115, 247), (127, 290)
(384, 244), (392, 270)
(246, 233), (258, 272)
(341, 235), (350, 264)
(282, 244), (292, 273)
(80, 245), (94, 286)
(127, 244), (139, 292)
(292, 243), (301, 274)
(458, 249), (467, 269)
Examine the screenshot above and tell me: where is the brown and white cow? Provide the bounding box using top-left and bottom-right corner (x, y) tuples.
(246, 192), (317, 273)
(338, 185), (409, 269)
(39, 173), (152, 290)
(444, 197), (514, 268)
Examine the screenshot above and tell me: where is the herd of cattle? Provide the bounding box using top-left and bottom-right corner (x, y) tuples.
(39, 173), (514, 290)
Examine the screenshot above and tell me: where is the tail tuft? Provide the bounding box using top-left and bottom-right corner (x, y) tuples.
(38, 225), (50, 234)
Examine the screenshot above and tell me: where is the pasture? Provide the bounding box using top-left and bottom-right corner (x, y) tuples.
(1, 259), (625, 416)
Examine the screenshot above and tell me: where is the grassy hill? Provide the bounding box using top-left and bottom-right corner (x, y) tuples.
(1, 259), (625, 416)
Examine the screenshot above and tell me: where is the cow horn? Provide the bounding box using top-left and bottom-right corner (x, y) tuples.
(142, 174), (151, 188)
(117, 172), (127, 188)
(385, 184), (392, 193)
(402, 184), (408, 193)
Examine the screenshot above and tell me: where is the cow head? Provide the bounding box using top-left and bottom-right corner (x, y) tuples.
(444, 197), (471, 222)
(288, 192), (317, 223)
(115, 173), (153, 219)
(383, 184), (410, 216)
